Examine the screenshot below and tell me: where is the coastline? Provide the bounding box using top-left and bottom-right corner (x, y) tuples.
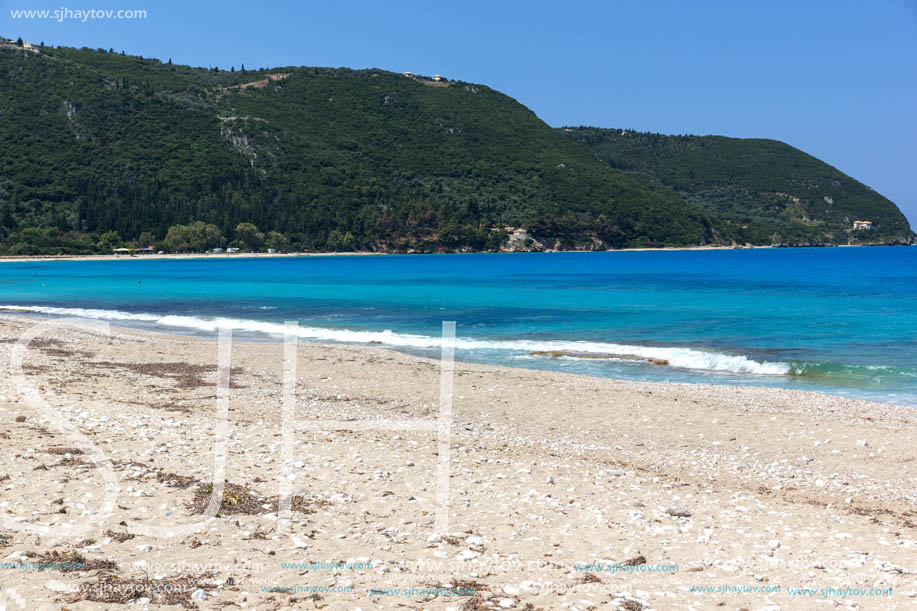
(0, 313), (914, 609)
(0, 242), (908, 264)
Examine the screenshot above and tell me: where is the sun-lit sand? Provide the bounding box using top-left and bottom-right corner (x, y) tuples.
(0, 315), (914, 609)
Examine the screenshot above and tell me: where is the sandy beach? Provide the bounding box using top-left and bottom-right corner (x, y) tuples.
(0, 314), (914, 610)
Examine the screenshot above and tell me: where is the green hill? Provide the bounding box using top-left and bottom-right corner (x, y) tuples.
(0, 42), (720, 254)
(0, 41), (910, 255)
(561, 127), (913, 245)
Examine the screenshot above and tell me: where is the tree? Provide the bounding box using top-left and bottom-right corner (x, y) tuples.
(163, 224), (191, 252)
(266, 231), (288, 252)
(98, 230), (121, 251)
(137, 231), (156, 247)
(16, 37), (23, 47)
(187, 221), (223, 251)
(235, 222), (264, 251)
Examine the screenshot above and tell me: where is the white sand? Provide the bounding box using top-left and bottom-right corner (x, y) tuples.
(0, 315), (914, 610)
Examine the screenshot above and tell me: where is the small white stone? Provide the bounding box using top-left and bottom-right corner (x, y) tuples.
(191, 589), (207, 601)
(768, 539), (781, 550)
(498, 600), (516, 609)
(455, 550), (480, 561)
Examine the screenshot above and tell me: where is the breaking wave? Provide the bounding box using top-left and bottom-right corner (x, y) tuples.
(1, 305), (794, 376)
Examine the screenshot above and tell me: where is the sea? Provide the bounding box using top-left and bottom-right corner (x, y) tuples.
(1, 247), (915, 407)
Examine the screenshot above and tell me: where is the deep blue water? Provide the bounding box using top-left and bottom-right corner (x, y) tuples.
(2, 247), (915, 406)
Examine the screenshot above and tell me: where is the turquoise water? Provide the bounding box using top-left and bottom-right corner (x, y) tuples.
(1, 247), (915, 406)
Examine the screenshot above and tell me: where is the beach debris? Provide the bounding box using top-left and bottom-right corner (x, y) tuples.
(34, 550), (117, 572)
(67, 574), (212, 607)
(104, 529), (135, 543)
(666, 508), (692, 518)
(189, 481), (329, 516)
(46, 447), (84, 455)
(190, 482), (268, 516)
(156, 471), (200, 488)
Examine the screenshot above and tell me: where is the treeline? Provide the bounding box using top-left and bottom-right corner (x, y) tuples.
(1, 220), (509, 255)
(5, 222), (350, 255)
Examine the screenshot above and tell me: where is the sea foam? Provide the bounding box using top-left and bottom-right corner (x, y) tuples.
(2, 305), (793, 376)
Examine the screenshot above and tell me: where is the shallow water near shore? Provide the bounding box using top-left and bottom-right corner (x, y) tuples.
(1, 246), (915, 406)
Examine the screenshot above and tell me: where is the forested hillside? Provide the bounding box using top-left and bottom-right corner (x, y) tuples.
(0, 40), (910, 255)
(0, 42), (719, 254)
(562, 127), (913, 245)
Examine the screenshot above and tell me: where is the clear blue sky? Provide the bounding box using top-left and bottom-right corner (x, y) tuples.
(5, 0), (916, 227)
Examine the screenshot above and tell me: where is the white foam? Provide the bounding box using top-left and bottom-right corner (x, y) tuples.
(1, 305), (792, 376)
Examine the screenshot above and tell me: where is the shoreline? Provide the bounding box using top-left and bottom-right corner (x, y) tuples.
(1, 307), (911, 409)
(0, 242), (909, 264)
(2, 308), (910, 409)
(0, 314), (914, 609)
